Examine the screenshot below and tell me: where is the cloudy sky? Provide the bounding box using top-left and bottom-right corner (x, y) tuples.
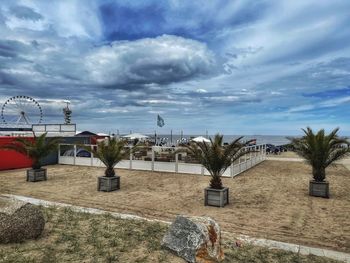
(0, 0), (350, 135)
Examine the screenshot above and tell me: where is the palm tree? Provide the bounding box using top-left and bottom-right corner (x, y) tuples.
(179, 134), (251, 189)
(290, 127), (350, 182)
(1, 133), (61, 169)
(83, 137), (131, 177)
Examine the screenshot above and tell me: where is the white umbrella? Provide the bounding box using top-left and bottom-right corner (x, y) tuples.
(192, 136), (210, 143)
(122, 133), (149, 140)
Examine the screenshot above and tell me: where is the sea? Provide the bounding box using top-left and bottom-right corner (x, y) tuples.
(151, 134), (292, 146)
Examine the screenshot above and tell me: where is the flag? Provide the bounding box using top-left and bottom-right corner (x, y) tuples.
(157, 115), (165, 127)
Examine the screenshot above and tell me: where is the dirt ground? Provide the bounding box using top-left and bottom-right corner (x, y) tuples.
(0, 161), (349, 253)
(268, 151), (299, 158)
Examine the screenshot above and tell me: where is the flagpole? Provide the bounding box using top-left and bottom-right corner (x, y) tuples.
(155, 115), (157, 146)
(170, 129), (173, 145)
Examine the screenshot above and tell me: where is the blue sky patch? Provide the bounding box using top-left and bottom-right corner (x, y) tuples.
(0, 0), (349, 135)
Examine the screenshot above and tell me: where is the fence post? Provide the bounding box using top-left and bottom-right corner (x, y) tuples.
(201, 165), (204, 176)
(151, 147), (155, 171)
(175, 153), (178, 173)
(238, 156), (241, 173)
(255, 146), (258, 162)
(255, 146), (257, 164)
(250, 147), (252, 168)
(259, 145), (262, 161)
(91, 145), (94, 166)
(129, 147), (132, 170)
(230, 160), (234, 177)
(73, 145), (77, 165)
(58, 144), (60, 164)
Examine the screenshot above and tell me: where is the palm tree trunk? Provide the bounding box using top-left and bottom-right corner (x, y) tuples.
(105, 167), (115, 177)
(32, 159), (41, 169)
(210, 174), (223, 189)
(312, 167), (326, 182)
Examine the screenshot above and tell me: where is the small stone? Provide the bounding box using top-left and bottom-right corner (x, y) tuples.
(0, 197), (45, 243)
(162, 215), (224, 263)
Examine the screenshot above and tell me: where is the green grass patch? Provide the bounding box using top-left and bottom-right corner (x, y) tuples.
(0, 206), (342, 263)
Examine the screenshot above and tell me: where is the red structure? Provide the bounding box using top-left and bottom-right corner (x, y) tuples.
(0, 137), (33, 171)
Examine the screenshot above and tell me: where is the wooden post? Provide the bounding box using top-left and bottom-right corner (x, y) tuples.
(201, 165), (204, 176)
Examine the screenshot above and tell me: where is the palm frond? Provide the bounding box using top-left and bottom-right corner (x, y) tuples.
(0, 133), (61, 169)
(82, 137), (132, 177)
(176, 134), (250, 189)
(290, 127), (349, 181)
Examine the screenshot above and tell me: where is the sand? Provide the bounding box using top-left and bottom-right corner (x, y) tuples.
(0, 161), (349, 252)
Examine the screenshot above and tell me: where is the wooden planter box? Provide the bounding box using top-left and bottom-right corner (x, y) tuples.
(309, 180), (329, 198)
(98, 176), (120, 192)
(26, 168), (47, 182)
(204, 187), (229, 207)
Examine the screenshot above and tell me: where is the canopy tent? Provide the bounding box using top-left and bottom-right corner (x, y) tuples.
(97, 132), (109, 137)
(192, 136), (210, 143)
(122, 133), (149, 140)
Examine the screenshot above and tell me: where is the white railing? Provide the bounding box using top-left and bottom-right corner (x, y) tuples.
(32, 123), (76, 137)
(58, 144), (266, 177)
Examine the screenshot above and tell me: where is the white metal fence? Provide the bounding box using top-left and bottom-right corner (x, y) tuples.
(58, 144), (266, 177)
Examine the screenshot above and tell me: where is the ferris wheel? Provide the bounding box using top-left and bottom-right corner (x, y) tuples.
(1, 96), (43, 125)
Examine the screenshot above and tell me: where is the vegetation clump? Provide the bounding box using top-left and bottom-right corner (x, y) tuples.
(0, 206), (341, 263)
(83, 137), (132, 177)
(179, 134), (250, 189)
(290, 127), (350, 182)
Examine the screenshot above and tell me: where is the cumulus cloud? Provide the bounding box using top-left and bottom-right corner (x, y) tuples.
(85, 35), (217, 88)
(0, 0), (350, 134)
(9, 5), (43, 21)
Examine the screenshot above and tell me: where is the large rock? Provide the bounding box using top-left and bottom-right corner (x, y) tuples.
(0, 197), (45, 243)
(162, 215), (224, 263)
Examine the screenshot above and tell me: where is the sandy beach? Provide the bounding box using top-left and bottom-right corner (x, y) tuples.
(1, 160), (349, 253)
